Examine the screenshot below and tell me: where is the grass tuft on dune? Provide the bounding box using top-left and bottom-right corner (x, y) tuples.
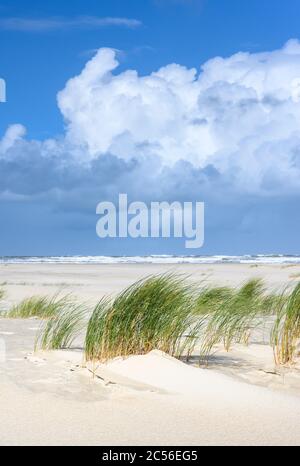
(11, 274), (300, 367)
(35, 300), (88, 351)
(0, 288), (5, 301)
(85, 274), (197, 362)
(84, 277), (277, 364)
(272, 283), (300, 365)
(200, 279), (275, 361)
(6, 294), (73, 319)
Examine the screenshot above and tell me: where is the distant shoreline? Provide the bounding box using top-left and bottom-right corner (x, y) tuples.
(1, 254), (300, 265)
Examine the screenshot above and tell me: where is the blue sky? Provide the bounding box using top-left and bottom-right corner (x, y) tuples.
(1, 0), (300, 256)
(1, 0), (300, 138)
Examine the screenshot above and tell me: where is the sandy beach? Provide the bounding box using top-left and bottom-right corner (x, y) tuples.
(1, 261), (300, 305)
(1, 262), (300, 446)
(3, 0), (300, 449)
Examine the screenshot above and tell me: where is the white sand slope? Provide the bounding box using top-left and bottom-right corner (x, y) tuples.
(88, 350), (258, 396)
(90, 349), (300, 403)
(1, 321), (300, 445)
(1, 263), (300, 445)
(86, 350), (300, 444)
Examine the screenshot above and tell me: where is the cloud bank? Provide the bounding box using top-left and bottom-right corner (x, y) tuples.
(1, 40), (300, 225)
(59, 41), (300, 194)
(0, 40), (300, 198)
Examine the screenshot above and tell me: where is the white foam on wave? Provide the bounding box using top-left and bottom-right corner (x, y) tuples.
(0, 255), (300, 264)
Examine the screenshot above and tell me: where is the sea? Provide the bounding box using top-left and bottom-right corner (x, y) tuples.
(0, 255), (300, 265)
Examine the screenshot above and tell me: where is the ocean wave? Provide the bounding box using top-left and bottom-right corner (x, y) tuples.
(0, 255), (300, 264)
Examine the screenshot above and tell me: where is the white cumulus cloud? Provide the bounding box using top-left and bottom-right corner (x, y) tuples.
(0, 124), (26, 154)
(2, 40), (300, 197)
(55, 40), (300, 194)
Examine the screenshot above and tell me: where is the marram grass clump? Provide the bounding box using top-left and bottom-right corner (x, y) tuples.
(195, 286), (234, 315)
(272, 283), (300, 365)
(15, 273), (293, 368)
(84, 276), (279, 364)
(35, 301), (88, 351)
(6, 294), (71, 319)
(200, 279), (275, 360)
(85, 274), (198, 362)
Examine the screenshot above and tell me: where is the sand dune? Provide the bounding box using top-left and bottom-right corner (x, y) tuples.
(1, 263), (300, 445)
(1, 318), (300, 446)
